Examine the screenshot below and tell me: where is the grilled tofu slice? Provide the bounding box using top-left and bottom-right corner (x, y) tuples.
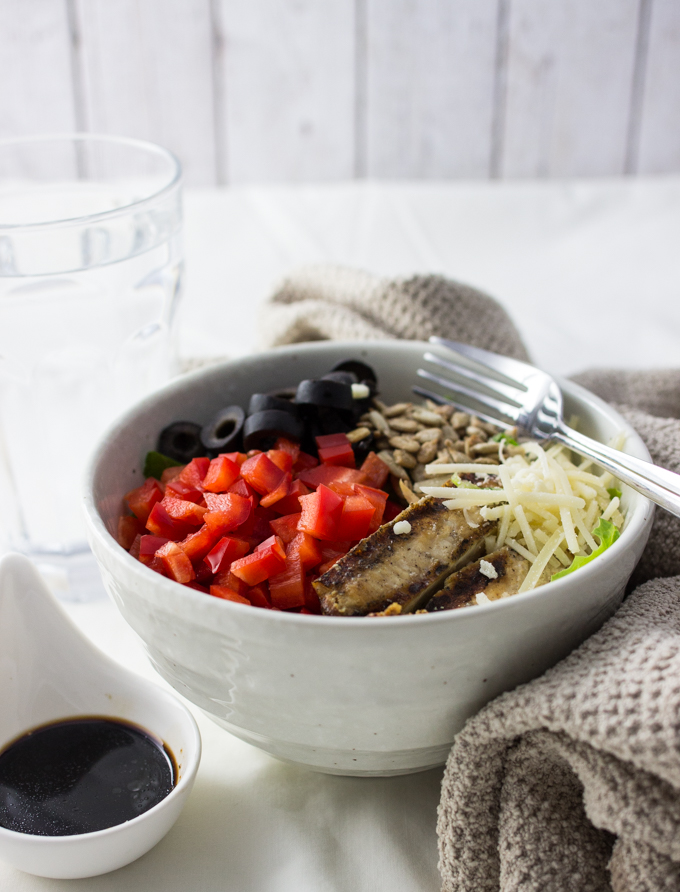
(315, 497), (496, 617)
(425, 547), (529, 612)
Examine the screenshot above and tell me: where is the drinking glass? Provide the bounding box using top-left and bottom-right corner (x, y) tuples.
(0, 134), (182, 598)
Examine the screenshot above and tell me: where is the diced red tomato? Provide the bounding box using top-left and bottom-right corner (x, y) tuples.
(246, 582), (270, 608)
(353, 483), (388, 533)
(253, 534), (286, 555)
(240, 452), (287, 496)
(267, 448), (294, 474)
(148, 554), (168, 576)
(316, 540), (352, 575)
(139, 535), (170, 565)
(244, 506), (278, 545)
(160, 465), (184, 484)
(204, 536), (250, 574)
(383, 500), (403, 523)
(272, 478), (310, 515)
(269, 512), (302, 544)
(179, 519), (229, 563)
(209, 585), (251, 605)
(164, 479), (203, 503)
(159, 496), (207, 526)
(202, 455), (240, 493)
(297, 464), (366, 491)
(222, 451), (247, 467)
(288, 531), (323, 570)
(125, 478), (164, 523)
(212, 570), (250, 595)
(129, 533), (142, 560)
(194, 560), (213, 583)
(359, 452), (390, 490)
(118, 515), (145, 550)
(146, 503), (195, 540)
(292, 451), (318, 473)
(178, 457), (210, 489)
(298, 484), (344, 541)
(259, 471), (291, 508)
(227, 477), (258, 500)
(316, 433), (355, 468)
(304, 576), (322, 614)
(203, 492), (253, 532)
(247, 454), (285, 494)
(230, 535), (286, 585)
(269, 556), (305, 609)
(157, 541), (196, 584)
(335, 493), (376, 541)
(274, 437), (300, 463)
(186, 581), (210, 594)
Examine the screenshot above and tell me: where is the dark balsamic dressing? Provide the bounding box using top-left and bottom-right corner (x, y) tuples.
(0, 717), (176, 836)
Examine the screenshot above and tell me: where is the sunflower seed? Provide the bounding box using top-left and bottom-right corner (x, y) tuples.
(347, 427), (372, 443)
(389, 417), (419, 433)
(393, 449), (417, 469)
(417, 440), (439, 464)
(383, 402), (411, 418)
(377, 450), (409, 479)
(389, 435), (421, 453)
(415, 428), (441, 443)
(410, 407), (444, 426)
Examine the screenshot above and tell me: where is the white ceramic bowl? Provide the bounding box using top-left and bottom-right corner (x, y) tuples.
(0, 554), (201, 878)
(84, 341), (654, 776)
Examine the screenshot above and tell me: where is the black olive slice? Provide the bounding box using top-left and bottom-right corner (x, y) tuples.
(321, 370), (357, 386)
(295, 379), (354, 412)
(330, 359), (378, 385)
(269, 387), (297, 401)
(243, 409), (304, 451)
(248, 393), (300, 417)
(352, 431), (376, 465)
(200, 406), (246, 455)
(157, 421), (204, 464)
(317, 406), (353, 435)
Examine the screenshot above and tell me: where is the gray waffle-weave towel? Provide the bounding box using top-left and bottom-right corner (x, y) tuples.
(261, 265), (680, 892)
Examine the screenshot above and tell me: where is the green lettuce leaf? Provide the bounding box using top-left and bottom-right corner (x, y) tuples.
(607, 487), (622, 500)
(551, 517), (620, 582)
(450, 473), (479, 490)
(143, 451), (182, 480)
(491, 431), (519, 446)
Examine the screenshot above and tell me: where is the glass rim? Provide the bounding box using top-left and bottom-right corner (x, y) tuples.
(0, 133), (182, 232)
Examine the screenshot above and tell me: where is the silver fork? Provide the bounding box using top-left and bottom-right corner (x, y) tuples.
(415, 336), (680, 518)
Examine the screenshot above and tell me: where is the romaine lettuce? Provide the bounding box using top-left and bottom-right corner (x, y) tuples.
(551, 517), (620, 582)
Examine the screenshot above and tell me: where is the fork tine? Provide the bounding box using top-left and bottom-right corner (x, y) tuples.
(412, 386), (513, 431)
(429, 337), (538, 387)
(416, 369), (521, 423)
(423, 351), (524, 405)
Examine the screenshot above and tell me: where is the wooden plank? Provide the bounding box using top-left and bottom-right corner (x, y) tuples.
(216, 0), (355, 183)
(0, 0), (77, 139)
(501, 0), (641, 177)
(637, 0), (680, 173)
(73, 0), (217, 186)
(365, 0), (499, 179)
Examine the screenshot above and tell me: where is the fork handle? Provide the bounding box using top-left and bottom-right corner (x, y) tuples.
(555, 423), (680, 517)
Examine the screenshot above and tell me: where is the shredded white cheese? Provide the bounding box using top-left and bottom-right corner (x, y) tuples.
(476, 591), (491, 605)
(479, 559), (498, 579)
(393, 520), (411, 535)
(423, 437), (625, 595)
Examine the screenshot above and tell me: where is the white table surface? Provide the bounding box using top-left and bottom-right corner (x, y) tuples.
(3, 176), (680, 890)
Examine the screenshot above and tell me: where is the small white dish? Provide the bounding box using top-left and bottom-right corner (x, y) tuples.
(0, 553), (201, 879)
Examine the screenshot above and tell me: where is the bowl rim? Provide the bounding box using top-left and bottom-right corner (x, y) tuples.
(84, 340), (655, 627)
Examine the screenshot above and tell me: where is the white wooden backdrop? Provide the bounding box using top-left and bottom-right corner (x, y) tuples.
(0, 0), (678, 186)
